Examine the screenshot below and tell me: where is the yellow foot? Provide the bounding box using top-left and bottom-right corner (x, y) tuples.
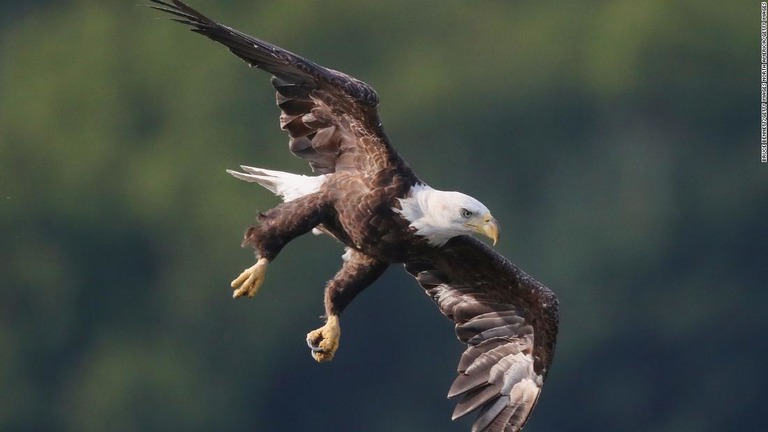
(306, 315), (341, 362)
(230, 257), (268, 298)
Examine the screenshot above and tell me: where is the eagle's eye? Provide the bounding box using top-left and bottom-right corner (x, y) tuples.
(460, 208), (473, 219)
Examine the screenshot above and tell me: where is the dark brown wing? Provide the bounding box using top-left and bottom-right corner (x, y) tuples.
(150, 0), (404, 175)
(405, 236), (559, 432)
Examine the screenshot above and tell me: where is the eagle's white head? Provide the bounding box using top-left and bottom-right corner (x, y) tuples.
(395, 183), (500, 246)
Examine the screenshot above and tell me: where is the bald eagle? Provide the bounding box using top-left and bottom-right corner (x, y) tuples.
(151, 2), (559, 431)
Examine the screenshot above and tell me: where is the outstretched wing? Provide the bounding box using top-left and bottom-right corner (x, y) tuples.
(405, 237), (559, 432)
(150, 0), (405, 176)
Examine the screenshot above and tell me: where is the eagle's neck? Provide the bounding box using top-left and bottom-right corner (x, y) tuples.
(395, 183), (465, 246)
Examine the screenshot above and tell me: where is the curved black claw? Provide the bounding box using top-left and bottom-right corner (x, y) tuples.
(306, 336), (326, 353)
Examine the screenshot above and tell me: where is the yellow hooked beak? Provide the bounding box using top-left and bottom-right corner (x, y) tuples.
(474, 213), (499, 246)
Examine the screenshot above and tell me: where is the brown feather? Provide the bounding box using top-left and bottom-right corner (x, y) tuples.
(404, 236), (559, 432)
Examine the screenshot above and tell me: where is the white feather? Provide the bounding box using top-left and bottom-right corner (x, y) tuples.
(226, 165), (327, 202)
(394, 183), (490, 246)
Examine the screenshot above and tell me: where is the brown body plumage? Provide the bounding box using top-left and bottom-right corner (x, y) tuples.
(151, 2), (560, 431)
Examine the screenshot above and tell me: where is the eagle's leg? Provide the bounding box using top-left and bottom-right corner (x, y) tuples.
(232, 194), (329, 299)
(307, 248), (388, 362)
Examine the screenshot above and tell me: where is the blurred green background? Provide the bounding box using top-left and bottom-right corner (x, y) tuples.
(1, 1), (763, 431)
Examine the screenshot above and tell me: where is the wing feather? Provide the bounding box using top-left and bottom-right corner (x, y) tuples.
(405, 236), (559, 432)
(150, 0), (408, 177)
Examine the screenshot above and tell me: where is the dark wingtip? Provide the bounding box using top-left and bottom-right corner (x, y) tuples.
(147, 0), (216, 28)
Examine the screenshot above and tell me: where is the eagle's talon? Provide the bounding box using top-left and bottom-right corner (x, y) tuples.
(306, 315), (340, 362)
(306, 338), (325, 352)
(231, 257), (268, 298)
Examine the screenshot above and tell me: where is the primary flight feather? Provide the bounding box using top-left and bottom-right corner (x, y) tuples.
(150, 2), (559, 431)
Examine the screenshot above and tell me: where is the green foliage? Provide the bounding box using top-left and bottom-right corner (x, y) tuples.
(0, 1), (763, 431)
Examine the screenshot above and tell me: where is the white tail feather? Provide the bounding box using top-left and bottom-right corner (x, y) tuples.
(226, 165), (327, 202)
